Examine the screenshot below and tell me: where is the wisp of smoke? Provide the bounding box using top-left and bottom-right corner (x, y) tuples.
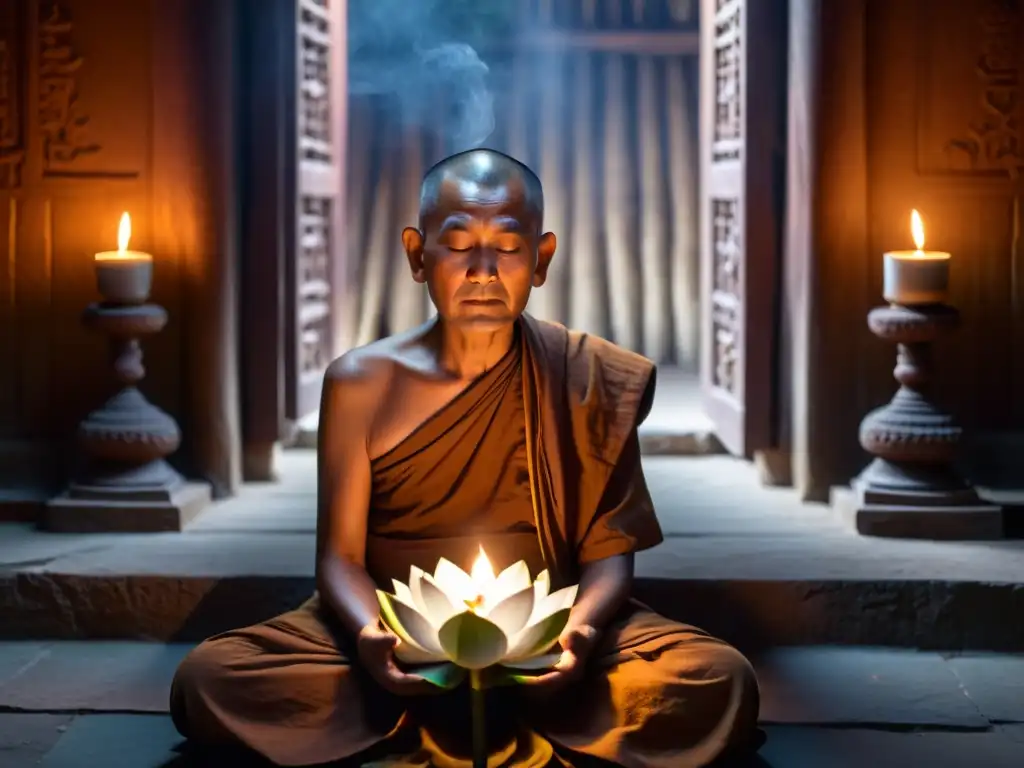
(348, 0), (509, 150)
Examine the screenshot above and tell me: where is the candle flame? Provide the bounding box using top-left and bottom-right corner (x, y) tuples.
(117, 212), (132, 253)
(470, 546), (494, 585)
(465, 546), (495, 614)
(910, 209), (925, 251)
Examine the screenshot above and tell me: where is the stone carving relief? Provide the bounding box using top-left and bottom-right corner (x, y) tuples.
(38, 2), (100, 173)
(0, 2), (24, 189)
(0, 42), (23, 190)
(710, 198), (740, 395)
(298, 0), (332, 164)
(712, 1), (741, 161)
(946, 0), (1021, 172)
(298, 194), (333, 376)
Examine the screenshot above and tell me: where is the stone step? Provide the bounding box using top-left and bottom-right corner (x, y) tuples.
(2, 454), (1022, 648)
(1, 528), (1022, 648)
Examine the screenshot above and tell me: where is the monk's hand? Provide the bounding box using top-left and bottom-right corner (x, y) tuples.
(356, 625), (439, 697)
(521, 623), (599, 697)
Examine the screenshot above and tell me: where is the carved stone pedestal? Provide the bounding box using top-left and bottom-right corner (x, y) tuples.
(45, 303), (210, 532)
(834, 304), (1003, 540)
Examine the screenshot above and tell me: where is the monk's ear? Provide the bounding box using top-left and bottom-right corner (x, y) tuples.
(532, 232), (557, 287)
(402, 227), (427, 284)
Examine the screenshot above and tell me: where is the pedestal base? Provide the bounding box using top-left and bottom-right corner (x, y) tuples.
(44, 480), (211, 533)
(832, 484), (1004, 541)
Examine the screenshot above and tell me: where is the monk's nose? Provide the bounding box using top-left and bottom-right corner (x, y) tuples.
(466, 250), (499, 283)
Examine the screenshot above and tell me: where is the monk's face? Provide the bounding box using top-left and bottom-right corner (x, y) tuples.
(402, 177), (556, 330)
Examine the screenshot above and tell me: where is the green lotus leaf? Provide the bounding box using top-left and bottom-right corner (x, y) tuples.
(485, 666), (540, 688)
(410, 662), (466, 690)
(437, 611), (508, 670)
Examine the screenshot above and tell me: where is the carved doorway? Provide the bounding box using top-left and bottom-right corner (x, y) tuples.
(698, 0), (786, 458)
(238, 0), (347, 477)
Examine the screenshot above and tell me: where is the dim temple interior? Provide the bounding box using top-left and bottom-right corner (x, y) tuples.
(0, 0), (1022, 765)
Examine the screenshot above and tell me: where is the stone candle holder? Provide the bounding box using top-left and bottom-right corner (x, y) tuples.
(835, 302), (1003, 539)
(44, 262), (210, 532)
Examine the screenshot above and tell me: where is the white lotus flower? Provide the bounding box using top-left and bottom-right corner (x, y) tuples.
(376, 547), (578, 674)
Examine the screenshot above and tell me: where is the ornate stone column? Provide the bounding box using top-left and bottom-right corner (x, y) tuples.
(835, 304), (1003, 539)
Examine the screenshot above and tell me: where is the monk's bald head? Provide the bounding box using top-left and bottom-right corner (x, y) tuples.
(419, 149), (544, 232)
(402, 149), (556, 329)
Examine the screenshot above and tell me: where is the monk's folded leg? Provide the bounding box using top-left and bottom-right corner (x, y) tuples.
(536, 608), (760, 768)
(170, 605), (404, 767)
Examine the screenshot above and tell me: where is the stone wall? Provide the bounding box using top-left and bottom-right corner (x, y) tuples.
(786, 0), (1024, 499)
(0, 0), (239, 511)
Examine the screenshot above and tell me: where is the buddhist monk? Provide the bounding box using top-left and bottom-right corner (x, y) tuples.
(170, 149), (761, 767)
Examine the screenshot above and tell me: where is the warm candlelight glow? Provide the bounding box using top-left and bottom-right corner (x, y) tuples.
(94, 211), (154, 302)
(95, 212), (151, 264)
(465, 546), (496, 613)
(117, 211), (131, 252)
(911, 209), (925, 252)
(881, 209), (951, 305)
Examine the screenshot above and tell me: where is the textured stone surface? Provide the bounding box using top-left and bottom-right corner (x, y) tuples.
(0, 642), (190, 712)
(758, 724), (1024, 768)
(756, 648), (987, 726)
(0, 714), (73, 768)
(37, 715), (183, 768)
(948, 654), (1024, 722)
(1, 454), (1022, 645)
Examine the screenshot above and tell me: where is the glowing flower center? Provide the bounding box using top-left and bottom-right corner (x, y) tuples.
(466, 546), (496, 615)
(464, 594), (486, 613)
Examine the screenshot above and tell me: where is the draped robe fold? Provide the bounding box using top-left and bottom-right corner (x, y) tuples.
(170, 316), (760, 767)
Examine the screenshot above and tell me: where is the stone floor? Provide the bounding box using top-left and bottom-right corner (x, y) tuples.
(0, 642), (1021, 766)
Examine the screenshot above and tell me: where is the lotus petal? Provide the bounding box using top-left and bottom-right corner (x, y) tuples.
(488, 560), (533, 606)
(393, 638), (442, 665)
(500, 652), (562, 671)
(410, 570), (460, 628)
(484, 585), (536, 638)
(405, 566), (429, 612)
(437, 611), (509, 670)
(533, 569), (550, 603)
(377, 590), (444, 656)
(376, 592), (440, 664)
(433, 558), (475, 603)
(530, 584), (578, 625)
(391, 579), (415, 608)
(505, 607), (571, 660)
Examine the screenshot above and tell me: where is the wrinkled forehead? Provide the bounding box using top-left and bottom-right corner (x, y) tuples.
(422, 175), (539, 231)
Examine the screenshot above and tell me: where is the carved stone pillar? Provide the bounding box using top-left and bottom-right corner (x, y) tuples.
(835, 304), (1004, 539)
(44, 296), (211, 532)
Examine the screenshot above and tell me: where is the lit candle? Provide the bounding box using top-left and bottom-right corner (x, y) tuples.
(882, 210), (951, 306)
(94, 212), (154, 304)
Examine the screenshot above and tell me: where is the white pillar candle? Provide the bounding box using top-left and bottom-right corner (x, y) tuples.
(94, 212), (154, 304)
(882, 209), (951, 305)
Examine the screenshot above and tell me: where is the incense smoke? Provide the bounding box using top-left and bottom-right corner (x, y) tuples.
(348, 0), (511, 151)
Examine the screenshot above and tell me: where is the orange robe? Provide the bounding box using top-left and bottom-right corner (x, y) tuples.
(170, 317), (760, 767)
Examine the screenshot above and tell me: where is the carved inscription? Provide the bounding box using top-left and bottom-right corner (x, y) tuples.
(0, 40), (23, 190)
(298, 195), (333, 375)
(712, 2), (741, 161)
(38, 2), (99, 172)
(947, 0), (1021, 171)
(0, 1), (24, 189)
(711, 198), (740, 394)
(298, 0), (332, 164)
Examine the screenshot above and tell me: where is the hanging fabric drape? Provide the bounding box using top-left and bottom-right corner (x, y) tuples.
(340, 48), (699, 368)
